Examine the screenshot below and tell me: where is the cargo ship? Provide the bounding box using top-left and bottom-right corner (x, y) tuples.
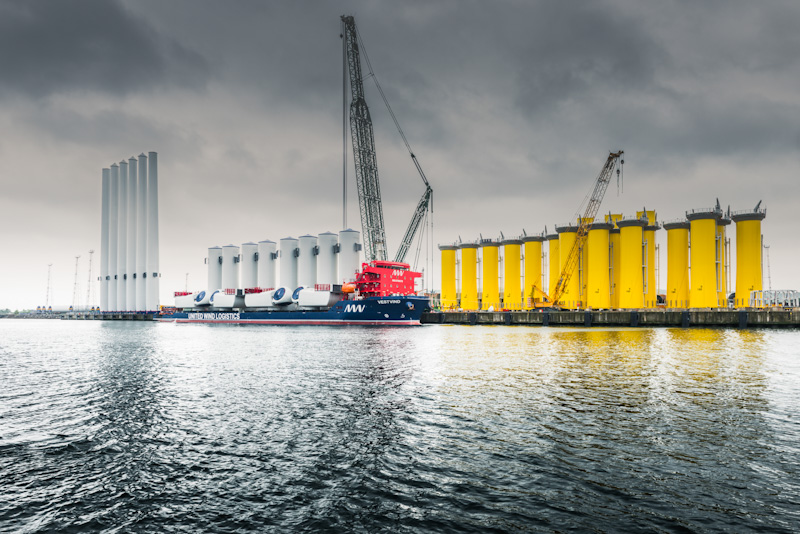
(158, 255), (429, 326)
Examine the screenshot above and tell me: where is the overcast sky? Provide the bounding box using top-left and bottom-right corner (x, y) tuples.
(1, 0), (798, 310)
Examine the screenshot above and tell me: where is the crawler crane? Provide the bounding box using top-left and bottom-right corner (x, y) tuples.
(531, 151), (624, 308)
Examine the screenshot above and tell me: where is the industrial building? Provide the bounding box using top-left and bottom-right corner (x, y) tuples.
(439, 201), (767, 310)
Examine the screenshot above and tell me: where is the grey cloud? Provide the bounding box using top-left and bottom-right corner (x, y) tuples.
(0, 0), (208, 98)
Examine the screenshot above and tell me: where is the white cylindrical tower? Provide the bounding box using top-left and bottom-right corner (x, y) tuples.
(221, 244), (240, 291)
(108, 164), (119, 311)
(146, 151), (159, 311)
(297, 235), (317, 288)
(126, 156), (137, 310)
(337, 229), (361, 284)
(136, 153), (147, 311)
(100, 168), (110, 311)
(316, 232), (338, 286)
(257, 240), (277, 289)
(117, 160), (128, 311)
(241, 242), (258, 289)
(279, 237), (299, 289)
(208, 246), (223, 291)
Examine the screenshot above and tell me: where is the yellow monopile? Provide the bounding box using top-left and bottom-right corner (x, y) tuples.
(481, 240), (500, 310)
(439, 244), (458, 310)
(459, 244), (480, 310)
(587, 222), (612, 309)
(556, 224), (580, 309)
(547, 233), (560, 301)
(637, 210), (659, 308)
(732, 207), (766, 307)
(617, 217), (647, 308)
(687, 210), (720, 308)
(716, 217), (731, 306)
(502, 238), (523, 310)
(664, 220), (690, 308)
(522, 235), (544, 309)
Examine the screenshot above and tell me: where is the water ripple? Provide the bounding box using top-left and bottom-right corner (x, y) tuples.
(1, 320), (799, 532)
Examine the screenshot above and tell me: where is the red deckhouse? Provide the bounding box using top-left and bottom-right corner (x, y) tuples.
(354, 261), (421, 298)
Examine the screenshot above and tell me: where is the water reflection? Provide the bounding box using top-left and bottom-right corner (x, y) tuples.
(2, 321), (799, 533)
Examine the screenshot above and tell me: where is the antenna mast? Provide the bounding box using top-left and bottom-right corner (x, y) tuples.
(85, 250), (94, 310)
(72, 256), (81, 310)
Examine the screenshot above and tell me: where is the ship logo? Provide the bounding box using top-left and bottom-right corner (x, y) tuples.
(344, 304), (366, 313)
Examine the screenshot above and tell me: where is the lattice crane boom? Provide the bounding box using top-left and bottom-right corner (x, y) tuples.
(545, 151), (624, 307)
(394, 183), (432, 263)
(342, 15), (387, 262)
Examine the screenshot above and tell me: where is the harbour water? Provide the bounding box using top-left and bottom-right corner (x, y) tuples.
(1, 320), (799, 532)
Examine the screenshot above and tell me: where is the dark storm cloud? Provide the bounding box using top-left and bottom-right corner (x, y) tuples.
(0, 0), (208, 98)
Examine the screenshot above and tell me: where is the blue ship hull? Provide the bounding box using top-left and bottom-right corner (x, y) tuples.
(157, 295), (428, 326)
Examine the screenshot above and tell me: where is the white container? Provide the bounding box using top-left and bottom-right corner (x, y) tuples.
(221, 244), (240, 291)
(338, 229), (361, 283)
(207, 247), (223, 292)
(272, 287), (293, 306)
(316, 232), (338, 286)
(257, 240), (277, 290)
(279, 237), (298, 290)
(241, 242), (258, 289)
(244, 289), (275, 308)
(297, 235), (317, 288)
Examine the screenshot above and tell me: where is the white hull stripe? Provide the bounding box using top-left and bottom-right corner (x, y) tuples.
(159, 318), (421, 326)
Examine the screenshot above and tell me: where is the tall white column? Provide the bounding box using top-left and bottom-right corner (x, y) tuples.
(146, 152), (159, 311)
(100, 168), (110, 311)
(126, 157), (137, 311)
(108, 164), (119, 311)
(117, 160), (128, 310)
(136, 153), (148, 310)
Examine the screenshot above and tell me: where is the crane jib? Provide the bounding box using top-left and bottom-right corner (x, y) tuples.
(341, 15), (433, 266)
(540, 151), (624, 307)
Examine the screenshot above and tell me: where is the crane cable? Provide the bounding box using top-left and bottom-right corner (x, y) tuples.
(355, 25), (430, 187)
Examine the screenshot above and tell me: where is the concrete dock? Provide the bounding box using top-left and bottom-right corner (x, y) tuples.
(422, 309), (800, 328)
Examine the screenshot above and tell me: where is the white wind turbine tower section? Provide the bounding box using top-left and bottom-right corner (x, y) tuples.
(100, 169), (110, 311)
(108, 164), (118, 311)
(146, 152), (160, 311)
(99, 152), (159, 312)
(127, 156), (137, 311)
(117, 160), (128, 311)
(136, 153), (148, 311)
